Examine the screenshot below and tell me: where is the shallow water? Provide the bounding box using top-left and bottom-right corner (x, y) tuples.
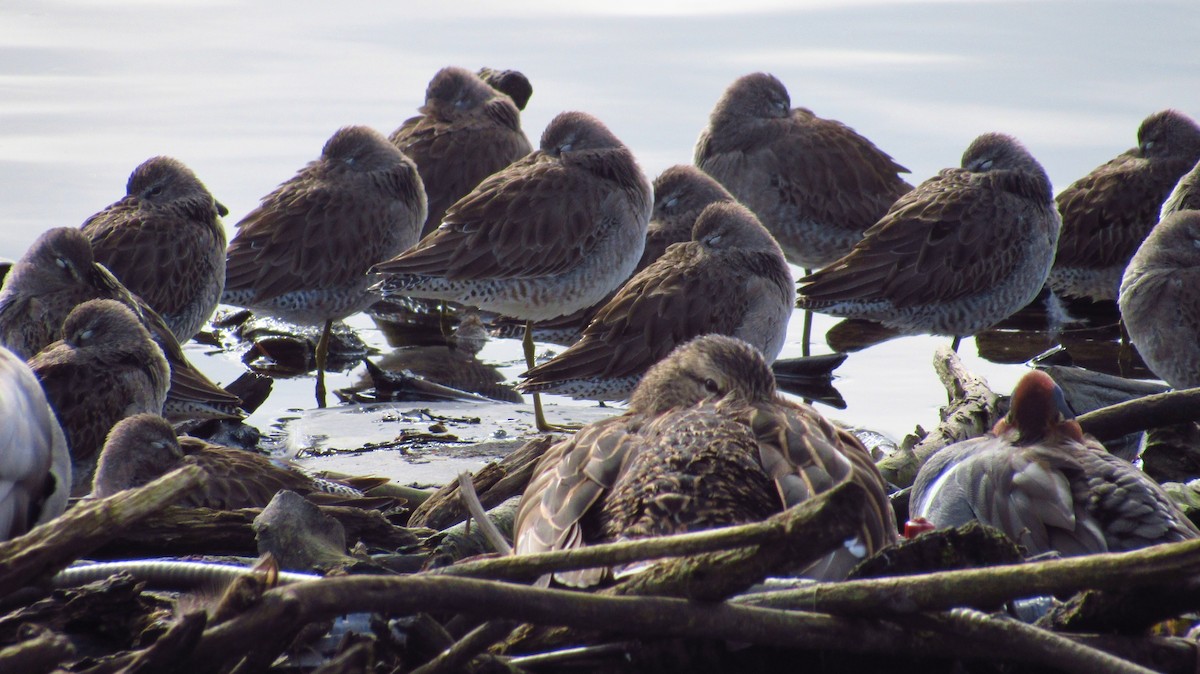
(3, 0), (1199, 484)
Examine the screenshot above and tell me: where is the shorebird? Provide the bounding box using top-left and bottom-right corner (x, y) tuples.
(1050, 109), (1200, 301)
(28, 299), (169, 496)
(389, 66), (533, 238)
(695, 72), (912, 270)
(80, 156), (228, 342)
(223, 125), (427, 408)
(519, 201), (793, 401)
(695, 72), (911, 353)
(1161, 158), (1200, 217)
(92, 413), (388, 509)
(491, 163), (736, 346)
(476, 67), (533, 111)
(0, 345), (70, 540)
(0, 227), (242, 422)
(373, 111), (653, 431)
(514, 334), (898, 586)
(1119, 210), (1200, 389)
(910, 369), (1198, 555)
(797, 132), (1060, 351)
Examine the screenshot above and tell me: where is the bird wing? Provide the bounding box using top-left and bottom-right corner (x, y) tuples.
(374, 151), (626, 281)
(513, 415), (645, 586)
(799, 168), (1050, 308)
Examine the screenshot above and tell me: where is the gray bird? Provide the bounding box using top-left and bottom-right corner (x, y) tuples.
(81, 156), (228, 342)
(29, 299), (169, 495)
(695, 72), (911, 270)
(373, 111), (652, 430)
(519, 201), (793, 401)
(1119, 210), (1200, 388)
(492, 164), (736, 346)
(911, 369), (1198, 556)
(0, 345), (70, 540)
(0, 227), (241, 422)
(390, 66), (533, 237)
(1050, 109), (1200, 301)
(223, 125), (427, 408)
(1161, 158), (1200, 218)
(798, 133), (1060, 348)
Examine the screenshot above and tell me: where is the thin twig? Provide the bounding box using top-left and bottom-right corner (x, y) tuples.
(457, 472), (512, 556)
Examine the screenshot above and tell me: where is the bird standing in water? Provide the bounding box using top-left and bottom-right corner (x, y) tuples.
(223, 125), (427, 408)
(373, 111), (652, 431)
(798, 132), (1060, 353)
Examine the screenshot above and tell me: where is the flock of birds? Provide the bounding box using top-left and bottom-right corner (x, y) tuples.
(3, 64), (1200, 587)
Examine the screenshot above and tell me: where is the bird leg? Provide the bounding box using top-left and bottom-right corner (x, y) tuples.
(315, 318), (333, 408)
(801, 268), (813, 358)
(950, 335), (962, 353)
(524, 320), (578, 433)
(524, 320), (552, 432)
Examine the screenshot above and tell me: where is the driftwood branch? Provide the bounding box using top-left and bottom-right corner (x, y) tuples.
(0, 626), (75, 674)
(919, 608), (1156, 674)
(94, 504), (428, 558)
(879, 347), (1000, 487)
(1078, 386), (1200, 442)
(0, 465), (203, 596)
(433, 480), (864, 584)
(188, 574), (1158, 673)
(735, 537), (1200, 615)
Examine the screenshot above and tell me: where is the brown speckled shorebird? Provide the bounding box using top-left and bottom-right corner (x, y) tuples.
(798, 132), (1060, 351)
(519, 201), (793, 401)
(223, 125), (427, 408)
(389, 67), (533, 238)
(0, 227), (241, 422)
(80, 156), (228, 342)
(493, 163), (736, 346)
(0, 345), (70, 540)
(695, 72), (911, 270)
(1119, 210), (1200, 388)
(1161, 158), (1200, 217)
(372, 111), (653, 431)
(910, 369), (1198, 555)
(92, 413), (385, 509)
(1050, 109), (1200, 301)
(391, 66), (532, 238)
(514, 334), (898, 586)
(29, 299), (169, 496)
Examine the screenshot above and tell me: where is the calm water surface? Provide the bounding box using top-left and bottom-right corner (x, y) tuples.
(3, 0), (1199, 480)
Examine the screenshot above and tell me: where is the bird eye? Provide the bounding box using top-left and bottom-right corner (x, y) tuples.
(662, 197), (678, 211)
(559, 143), (573, 153)
(704, 378), (720, 394)
(1143, 140), (1155, 152)
(977, 159), (994, 171)
(147, 184), (164, 198)
(55, 257), (69, 270)
(704, 233), (723, 246)
(77, 328), (95, 343)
